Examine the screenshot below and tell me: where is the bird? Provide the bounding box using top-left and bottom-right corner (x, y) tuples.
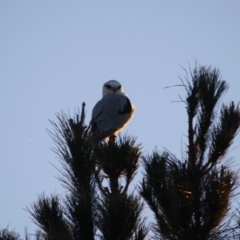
(91, 80), (135, 142)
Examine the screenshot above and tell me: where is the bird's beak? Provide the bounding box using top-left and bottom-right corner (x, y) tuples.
(112, 88), (117, 93)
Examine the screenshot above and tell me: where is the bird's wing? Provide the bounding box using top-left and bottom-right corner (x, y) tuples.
(91, 94), (134, 132)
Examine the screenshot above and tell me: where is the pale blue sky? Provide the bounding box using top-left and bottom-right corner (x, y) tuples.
(1, 1), (240, 237)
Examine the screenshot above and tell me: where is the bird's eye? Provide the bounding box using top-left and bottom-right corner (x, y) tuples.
(105, 84), (111, 89)
(117, 85), (121, 89)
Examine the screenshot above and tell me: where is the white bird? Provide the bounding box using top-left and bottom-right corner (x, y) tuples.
(91, 80), (135, 142)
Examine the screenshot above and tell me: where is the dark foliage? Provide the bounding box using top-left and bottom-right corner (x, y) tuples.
(97, 193), (145, 240)
(27, 104), (97, 240)
(49, 104), (97, 240)
(94, 136), (141, 195)
(140, 64), (240, 240)
(26, 103), (148, 239)
(4, 64), (240, 240)
(0, 228), (20, 240)
(94, 137), (148, 240)
(26, 194), (71, 240)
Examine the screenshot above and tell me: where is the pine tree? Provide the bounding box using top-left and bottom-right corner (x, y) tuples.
(0, 228), (20, 240)
(94, 137), (148, 240)
(27, 105), (96, 240)
(140, 65), (240, 239)
(26, 103), (148, 240)
(3, 63), (240, 239)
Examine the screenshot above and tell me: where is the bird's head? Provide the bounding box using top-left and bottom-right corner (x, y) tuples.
(102, 80), (125, 96)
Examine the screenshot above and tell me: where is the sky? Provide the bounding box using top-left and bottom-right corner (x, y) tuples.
(1, 1), (240, 238)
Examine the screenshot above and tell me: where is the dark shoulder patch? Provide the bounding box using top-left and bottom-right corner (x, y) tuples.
(118, 97), (132, 114)
(90, 120), (98, 133)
